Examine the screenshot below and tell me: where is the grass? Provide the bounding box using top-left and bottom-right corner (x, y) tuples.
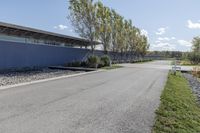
(180, 60), (198, 66)
(171, 60), (198, 66)
(131, 59), (153, 64)
(152, 72), (200, 133)
(101, 64), (123, 70)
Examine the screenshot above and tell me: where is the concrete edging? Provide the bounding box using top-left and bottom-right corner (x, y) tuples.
(0, 70), (104, 90)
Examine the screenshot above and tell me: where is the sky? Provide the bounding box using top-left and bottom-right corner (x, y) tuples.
(0, 0), (200, 51)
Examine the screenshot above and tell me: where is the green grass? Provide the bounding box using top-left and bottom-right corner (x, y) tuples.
(131, 59), (153, 64)
(171, 60), (198, 66)
(153, 72), (200, 133)
(101, 64), (123, 70)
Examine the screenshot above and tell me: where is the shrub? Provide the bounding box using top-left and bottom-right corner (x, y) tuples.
(192, 66), (200, 78)
(180, 60), (192, 65)
(98, 61), (104, 68)
(188, 52), (200, 65)
(66, 61), (81, 67)
(80, 61), (87, 67)
(87, 55), (100, 68)
(100, 55), (111, 67)
(131, 59), (152, 63)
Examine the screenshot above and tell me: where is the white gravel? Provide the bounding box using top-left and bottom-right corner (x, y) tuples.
(183, 73), (200, 103)
(0, 68), (81, 87)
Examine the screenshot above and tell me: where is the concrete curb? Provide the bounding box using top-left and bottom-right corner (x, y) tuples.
(0, 70), (104, 90)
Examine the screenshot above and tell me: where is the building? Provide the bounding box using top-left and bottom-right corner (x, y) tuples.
(0, 22), (99, 48)
(0, 22), (104, 70)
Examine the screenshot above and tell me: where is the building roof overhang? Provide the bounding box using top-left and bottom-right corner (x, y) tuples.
(0, 22), (101, 47)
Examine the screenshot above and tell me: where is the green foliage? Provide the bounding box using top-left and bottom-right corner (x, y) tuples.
(66, 60), (91, 67)
(179, 60), (194, 66)
(147, 51), (185, 59)
(87, 55), (100, 68)
(131, 59), (152, 63)
(80, 61), (88, 67)
(153, 72), (200, 133)
(65, 56), (111, 68)
(96, 1), (112, 53)
(66, 61), (81, 67)
(68, 0), (98, 52)
(101, 64), (123, 70)
(184, 36), (200, 64)
(188, 52), (200, 64)
(192, 36), (200, 53)
(68, 0), (149, 57)
(100, 55), (110, 67)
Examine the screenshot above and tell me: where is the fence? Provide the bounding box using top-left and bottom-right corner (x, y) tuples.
(0, 40), (158, 70)
(0, 40), (92, 70)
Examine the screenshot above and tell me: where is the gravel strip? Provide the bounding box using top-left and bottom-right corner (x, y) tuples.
(183, 73), (200, 103)
(0, 68), (82, 87)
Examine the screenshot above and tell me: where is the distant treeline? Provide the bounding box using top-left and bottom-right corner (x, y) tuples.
(148, 36), (200, 65)
(147, 51), (188, 59)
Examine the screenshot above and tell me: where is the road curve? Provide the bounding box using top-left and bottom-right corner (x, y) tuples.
(0, 61), (170, 133)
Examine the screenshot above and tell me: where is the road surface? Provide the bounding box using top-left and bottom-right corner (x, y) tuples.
(0, 61), (170, 133)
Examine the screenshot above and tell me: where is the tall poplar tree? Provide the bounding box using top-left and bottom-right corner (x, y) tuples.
(69, 0), (98, 52)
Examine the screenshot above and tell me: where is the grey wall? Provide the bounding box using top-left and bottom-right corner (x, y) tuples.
(0, 40), (92, 70)
(0, 40), (157, 70)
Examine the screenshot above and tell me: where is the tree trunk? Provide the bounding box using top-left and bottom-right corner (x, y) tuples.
(90, 38), (94, 55)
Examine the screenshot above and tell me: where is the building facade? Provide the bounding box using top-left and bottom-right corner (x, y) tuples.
(0, 22), (99, 48)
(0, 22), (102, 70)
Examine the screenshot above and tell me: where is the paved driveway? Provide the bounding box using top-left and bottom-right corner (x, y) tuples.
(0, 61), (170, 133)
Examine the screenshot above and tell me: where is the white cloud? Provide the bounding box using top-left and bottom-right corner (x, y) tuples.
(158, 37), (170, 41)
(141, 29), (148, 36)
(152, 42), (175, 51)
(54, 24), (68, 30)
(141, 29), (149, 40)
(153, 42), (170, 47)
(155, 27), (168, 35)
(155, 40), (161, 43)
(156, 37), (176, 42)
(177, 40), (192, 47)
(171, 37), (176, 40)
(187, 20), (200, 29)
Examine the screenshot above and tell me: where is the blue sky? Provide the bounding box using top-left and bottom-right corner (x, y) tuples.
(0, 0), (200, 51)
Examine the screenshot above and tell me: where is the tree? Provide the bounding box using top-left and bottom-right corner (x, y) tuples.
(138, 35), (149, 57)
(129, 26), (140, 58)
(123, 20), (130, 58)
(110, 9), (120, 53)
(68, 0), (150, 59)
(116, 15), (125, 54)
(192, 36), (200, 53)
(188, 52), (200, 64)
(124, 20), (135, 60)
(68, 0), (98, 53)
(96, 1), (112, 54)
(187, 36), (200, 64)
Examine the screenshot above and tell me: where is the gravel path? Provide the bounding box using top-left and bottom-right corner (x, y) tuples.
(183, 73), (200, 103)
(0, 68), (81, 87)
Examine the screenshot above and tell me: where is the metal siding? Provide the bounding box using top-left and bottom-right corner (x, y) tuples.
(0, 40), (91, 69)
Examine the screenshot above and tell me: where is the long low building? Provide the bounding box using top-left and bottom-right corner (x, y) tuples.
(0, 22), (99, 48)
(0, 22), (103, 70)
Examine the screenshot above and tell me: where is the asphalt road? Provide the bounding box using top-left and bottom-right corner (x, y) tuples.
(0, 61), (170, 133)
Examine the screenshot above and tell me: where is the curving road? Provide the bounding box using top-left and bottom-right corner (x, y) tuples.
(0, 61), (170, 133)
